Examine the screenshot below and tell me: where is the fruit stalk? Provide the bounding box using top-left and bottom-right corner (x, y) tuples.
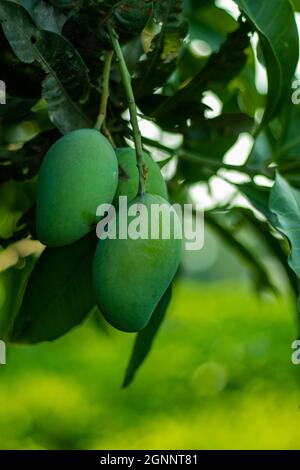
(95, 50), (114, 131)
(108, 24), (145, 196)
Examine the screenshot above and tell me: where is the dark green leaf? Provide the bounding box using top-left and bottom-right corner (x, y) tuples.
(234, 0), (299, 125)
(0, 0), (36, 62)
(235, 207), (298, 298)
(0, 1), (93, 132)
(10, 234), (97, 344)
(186, 0), (236, 50)
(91, 0), (153, 38)
(0, 255), (36, 339)
(62, 6), (107, 85)
(206, 212), (276, 293)
(47, 0), (83, 8)
(122, 285), (172, 388)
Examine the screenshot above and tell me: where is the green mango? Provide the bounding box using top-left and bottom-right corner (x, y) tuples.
(92, 193), (182, 332)
(114, 147), (168, 203)
(36, 129), (118, 247)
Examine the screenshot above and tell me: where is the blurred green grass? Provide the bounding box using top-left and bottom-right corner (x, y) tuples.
(0, 280), (299, 450)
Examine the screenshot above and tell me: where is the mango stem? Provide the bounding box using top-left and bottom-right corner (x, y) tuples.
(108, 24), (145, 196)
(95, 50), (114, 132)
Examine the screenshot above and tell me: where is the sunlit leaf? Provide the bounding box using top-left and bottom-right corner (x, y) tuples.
(10, 234), (97, 344)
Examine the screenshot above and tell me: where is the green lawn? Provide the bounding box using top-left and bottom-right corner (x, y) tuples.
(0, 281), (299, 450)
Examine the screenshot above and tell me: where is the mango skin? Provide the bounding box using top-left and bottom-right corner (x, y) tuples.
(92, 193), (182, 332)
(114, 147), (168, 203)
(36, 129), (118, 247)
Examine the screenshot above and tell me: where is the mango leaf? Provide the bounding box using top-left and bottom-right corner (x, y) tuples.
(205, 212), (276, 293)
(0, 0), (93, 132)
(233, 0), (299, 125)
(237, 182), (275, 221)
(122, 285), (172, 388)
(178, 113), (253, 182)
(151, 23), (250, 119)
(235, 207), (298, 298)
(10, 234), (97, 344)
(0, 95), (37, 119)
(21, 0), (68, 33)
(246, 130), (274, 168)
(45, 0), (83, 8)
(186, 0), (237, 51)
(293, 0), (300, 10)
(97, 0), (153, 35)
(269, 173), (300, 281)
(66, 0), (153, 51)
(63, 0), (154, 84)
(134, 0), (187, 99)
(0, 0), (36, 62)
(0, 28), (44, 99)
(37, 30), (94, 132)
(0, 255), (36, 340)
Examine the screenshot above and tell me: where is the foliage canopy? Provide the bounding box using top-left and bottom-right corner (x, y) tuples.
(1, 0), (300, 385)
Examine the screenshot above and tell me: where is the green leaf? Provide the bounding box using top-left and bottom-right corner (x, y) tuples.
(96, 0), (153, 36)
(232, 207), (298, 298)
(0, 28), (44, 99)
(237, 182), (275, 221)
(233, 0), (299, 125)
(122, 285), (172, 388)
(62, 7), (106, 86)
(0, 0), (37, 62)
(21, 0), (68, 33)
(10, 234), (97, 344)
(0, 129), (60, 186)
(177, 113), (253, 182)
(0, 256), (36, 339)
(134, 1), (186, 99)
(43, 0), (82, 8)
(37, 30), (93, 132)
(269, 173), (300, 280)
(0, 0), (93, 133)
(205, 212), (276, 293)
(0, 180), (35, 240)
(0, 95), (37, 120)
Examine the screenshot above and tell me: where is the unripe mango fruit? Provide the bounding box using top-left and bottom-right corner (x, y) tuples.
(36, 129), (118, 247)
(92, 193), (182, 332)
(115, 147), (168, 202)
